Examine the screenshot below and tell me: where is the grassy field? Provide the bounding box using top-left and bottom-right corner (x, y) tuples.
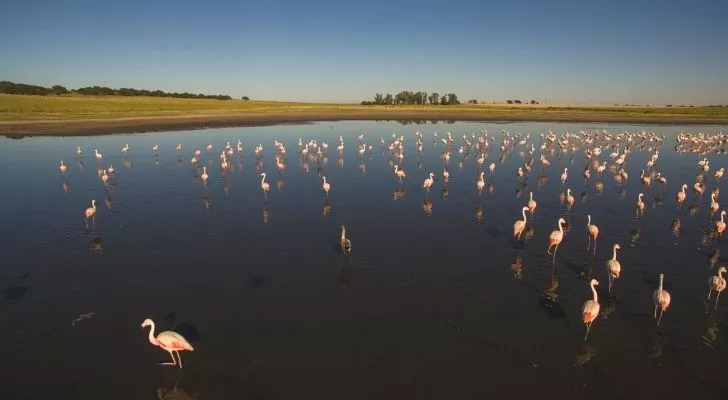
(2, 94), (728, 121)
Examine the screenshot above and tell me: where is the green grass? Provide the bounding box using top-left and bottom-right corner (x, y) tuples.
(1, 94), (727, 122)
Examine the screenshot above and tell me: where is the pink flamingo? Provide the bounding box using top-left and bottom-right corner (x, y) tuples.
(59, 160), (67, 174)
(636, 193), (645, 214)
(715, 211), (726, 235)
(606, 244), (621, 292)
(476, 172), (485, 194)
(582, 279), (600, 340)
(141, 318), (194, 368)
(513, 206), (528, 240)
(423, 173), (434, 191)
(84, 200), (97, 229)
(394, 165), (406, 183)
(586, 214), (598, 254)
(708, 266), (727, 309)
(322, 176), (330, 196)
(676, 184), (688, 205)
(528, 192), (537, 215)
(547, 218), (566, 262)
(711, 193), (720, 216)
(653, 273), (671, 326)
(201, 166), (208, 183)
(565, 188), (574, 210)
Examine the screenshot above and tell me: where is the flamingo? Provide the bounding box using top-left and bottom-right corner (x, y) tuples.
(597, 162), (606, 175)
(586, 214), (598, 254)
(676, 184), (688, 205)
(442, 168), (449, 181)
(694, 182), (704, 197)
(260, 173), (270, 193)
(59, 160), (67, 174)
(152, 144), (159, 153)
(560, 168), (568, 184)
(547, 218), (566, 262)
(101, 169), (109, 184)
(394, 165), (406, 183)
(582, 279), (600, 340)
(653, 273), (671, 326)
(322, 176), (330, 196)
(528, 192), (537, 215)
(201, 166), (208, 183)
(489, 162), (496, 174)
(476, 172), (485, 194)
(140, 319), (194, 368)
(340, 225), (352, 255)
(423, 173), (434, 191)
(121, 144), (130, 153)
(715, 211), (726, 235)
(206, 144), (213, 152)
(606, 244), (621, 292)
(513, 206), (529, 240)
(710, 193), (720, 216)
(708, 266), (727, 309)
(565, 188), (574, 210)
(176, 144), (182, 152)
(84, 200), (97, 229)
(76, 146), (83, 156)
(715, 168), (725, 180)
(641, 170), (651, 186)
(94, 149), (103, 161)
(636, 192), (645, 213)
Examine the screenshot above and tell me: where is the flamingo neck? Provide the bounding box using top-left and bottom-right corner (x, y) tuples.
(590, 282), (598, 302)
(529, 192), (533, 201)
(639, 194), (643, 202)
(722, 213), (725, 224)
(658, 274), (664, 291)
(612, 246), (617, 260)
(587, 215), (591, 226)
(558, 221), (564, 233)
(522, 208), (527, 222)
(640, 170), (644, 178)
(341, 228), (345, 240)
(146, 321), (158, 345)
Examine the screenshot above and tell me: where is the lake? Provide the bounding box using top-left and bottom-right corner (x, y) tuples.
(1, 121), (727, 399)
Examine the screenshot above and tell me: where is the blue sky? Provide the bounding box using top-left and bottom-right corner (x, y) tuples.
(1, 0), (726, 104)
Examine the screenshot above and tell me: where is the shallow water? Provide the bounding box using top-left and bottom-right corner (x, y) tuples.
(1, 121), (728, 399)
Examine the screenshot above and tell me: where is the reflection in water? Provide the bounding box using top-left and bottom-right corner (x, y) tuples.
(263, 207), (270, 224)
(157, 378), (198, 400)
(440, 187), (448, 200)
(105, 196), (112, 210)
(90, 236), (102, 253)
(473, 206), (483, 223)
(202, 195), (211, 210)
(701, 317), (719, 351)
(510, 256), (523, 280)
(62, 180), (71, 193)
(574, 344), (597, 369)
(123, 159), (132, 169)
(422, 200), (433, 216)
(393, 187), (406, 201)
(322, 202), (331, 217)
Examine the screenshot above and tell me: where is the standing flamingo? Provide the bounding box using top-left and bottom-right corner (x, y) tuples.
(476, 172), (485, 194)
(560, 167), (568, 184)
(94, 149), (103, 161)
(586, 214), (598, 254)
(676, 184), (688, 205)
(340, 225), (352, 255)
(715, 210), (726, 235)
(528, 192), (537, 215)
(653, 273), (671, 326)
(707, 266), (727, 309)
(76, 146), (83, 156)
(201, 166), (208, 183)
(513, 206), (529, 240)
(715, 168), (725, 180)
(582, 279), (600, 340)
(84, 200), (97, 229)
(636, 193), (645, 214)
(423, 173), (434, 191)
(394, 165), (406, 183)
(140, 319), (194, 368)
(322, 176), (330, 196)
(710, 193), (720, 216)
(606, 244), (621, 293)
(260, 173), (270, 193)
(59, 160), (67, 174)
(442, 168), (449, 182)
(152, 144), (159, 153)
(565, 188), (574, 210)
(547, 218), (566, 262)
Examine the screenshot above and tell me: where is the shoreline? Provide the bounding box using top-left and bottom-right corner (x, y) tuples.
(2, 110), (727, 136)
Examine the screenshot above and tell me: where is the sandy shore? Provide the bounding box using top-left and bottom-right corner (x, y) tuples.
(1, 110), (727, 136)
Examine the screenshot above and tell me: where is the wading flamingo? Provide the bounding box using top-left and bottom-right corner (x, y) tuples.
(141, 318), (194, 368)
(560, 168), (568, 184)
(476, 172), (485, 194)
(340, 225), (352, 255)
(528, 192), (537, 215)
(653, 273), (671, 326)
(260, 173), (270, 193)
(582, 279), (600, 340)
(676, 184), (688, 205)
(513, 206), (529, 240)
(152, 144), (159, 153)
(201, 166), (208, 183)
(636, 193), (645, 214)
(423, 173), (434, 191)
(84, 200), (97, 229)
(606, 244), (621, 292)
(708, 266), (727, 309)
(711, 193), (720, 216)
(715, 168), (725, 180)
(322, 176), (330, 196)
(59, 160), (67, 174)
(565, 188), (574, 210)
(547, 218), (566, 262)
(715, 210), (726, 235)
(394, 165), (406, 183)
(586, 214), (598, 254)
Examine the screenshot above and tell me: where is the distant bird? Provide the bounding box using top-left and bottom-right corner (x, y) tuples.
(513, 206), (529, 240)
(641, 170), (651, 186)
(260, 173), (270, 193)
(606, 244), (621, 292)
(94, 149), (103, 161)
(560, 167), (568, 184)
(476, 172), (485, 194)
(340, 225), (352, 255)
(489, 162), (496, 174)
(394, 165), (406, 183)
(547, 217), (566, 262)
(201, 166), (208, 183)
(711, 193), (720, 216)
(442, 168), (449, 181)
(176, 144), (182, 152)
(715, 210), (726, 235)
(565, 188), (574, 209)
(76, 146), (83, 156)
(636, 192), (645, 213)
(586, 214), (599, 254)
(676, 184), (688, 205)
(206, 144), (213, 152)
(322, 176), (330, 196)
(121, 143), (130, 153)
(653, 273), (671, 326)
(716, 168), (725, 180)
(528, 192), (537, 215)
(59, 160), (67, 174)
(708, 266), (727, 309)
(597, 162), (606, 175)
(141, 318), (194, 369)
(152, 144), (159, 153)
(84, 199), (97, 229)
(423, 172), (434, 191)
(107, 164), (114, 174)
(101, 169), (109, 184)
(582, 279), (600, 340)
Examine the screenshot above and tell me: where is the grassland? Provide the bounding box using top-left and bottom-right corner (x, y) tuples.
(1, 94), (727, 135)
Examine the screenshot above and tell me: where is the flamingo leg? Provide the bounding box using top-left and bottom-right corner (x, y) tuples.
(715, 291), (722, 310)
(593, 238), (597, 255)
(656, 309), (664, 327)
(653, 304), (657, 319)
(552, 244), (558, 263)
(584, 322), (592, 341)
(707, 289), (712, 301)
(176, 351), (183, 369)
(608, 274), (613, 293)
(159, 350), (177, 366)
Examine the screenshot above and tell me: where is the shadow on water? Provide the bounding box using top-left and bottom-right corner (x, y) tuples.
(1, 272), (30, 307)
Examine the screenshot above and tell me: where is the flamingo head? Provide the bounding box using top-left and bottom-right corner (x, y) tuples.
(723, 211), (726, 216)
(522, 206), (529, 212)
(140, 318), (153, 328)
(91, 199), (96, 206)
(615, 244), (621, 251)
(590, 279), (599, 286)
(558, 217), (566, 225)
(719, 266), (727, 274)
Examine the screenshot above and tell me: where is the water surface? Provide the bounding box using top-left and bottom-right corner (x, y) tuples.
(1, 121), (727, 399)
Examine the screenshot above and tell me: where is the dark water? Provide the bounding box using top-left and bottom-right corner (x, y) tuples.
(1, 121), (728, 399)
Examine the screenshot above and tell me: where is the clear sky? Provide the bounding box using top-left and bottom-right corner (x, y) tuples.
(1, 0), (726, 104)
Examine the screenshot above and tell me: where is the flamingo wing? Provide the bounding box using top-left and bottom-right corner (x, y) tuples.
(156, 331), (194, 351)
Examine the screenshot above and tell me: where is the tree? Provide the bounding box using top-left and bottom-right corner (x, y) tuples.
(530, 100), (537, 104)
(374, 93), (384, 105)
(447, 93), (460, 105)
(440, 95), (448, 105)
(506, 100), (513, 104)
(514, 99), (522, 104)
(429, 92), (440, 105)
(468, 99), (478, 104)
(242, 96), (250, 100)
(51, 85), (68, 95)
(384, 93), (394, 105)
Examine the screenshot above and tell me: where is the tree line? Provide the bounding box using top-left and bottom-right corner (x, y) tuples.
(361, 91), (460, 106)
(0, 81), (233, 100)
